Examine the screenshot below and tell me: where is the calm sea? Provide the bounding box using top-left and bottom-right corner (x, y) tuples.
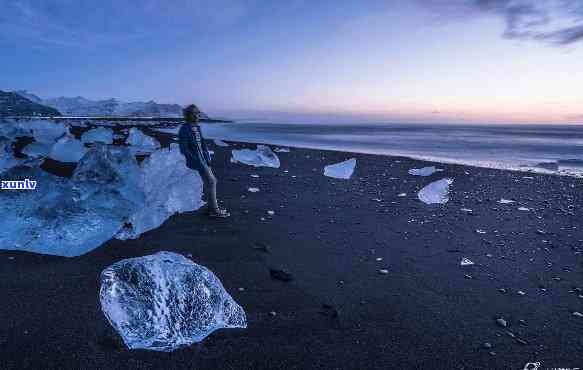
(201, 122), (583, 176)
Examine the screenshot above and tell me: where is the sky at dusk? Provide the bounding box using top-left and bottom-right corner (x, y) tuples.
(1, 0), (582, 124)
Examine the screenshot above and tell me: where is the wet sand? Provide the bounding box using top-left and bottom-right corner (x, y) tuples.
(1, 140), (583, 369)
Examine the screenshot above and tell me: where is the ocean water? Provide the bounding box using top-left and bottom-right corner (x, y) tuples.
(201, 122), (583, 176)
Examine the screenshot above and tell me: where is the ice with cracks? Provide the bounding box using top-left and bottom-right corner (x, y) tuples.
(100, 252), (247, 352)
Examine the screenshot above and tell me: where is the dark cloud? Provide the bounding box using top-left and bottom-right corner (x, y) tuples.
(420, 0), (583, 45)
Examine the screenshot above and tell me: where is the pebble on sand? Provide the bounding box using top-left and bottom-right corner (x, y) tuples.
(496, 318), (508, 327)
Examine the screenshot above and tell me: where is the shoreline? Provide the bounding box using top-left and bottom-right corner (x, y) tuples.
(1, 140), (583, 369)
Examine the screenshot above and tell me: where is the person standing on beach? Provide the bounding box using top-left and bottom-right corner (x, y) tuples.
(178, 104), (230, 218)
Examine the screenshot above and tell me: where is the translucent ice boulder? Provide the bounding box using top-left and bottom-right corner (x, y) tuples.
(115, 144), (204, 240)
(21, 141), (52, 158)
(127, 128), (160, 154)
(81, 127), (114, 144)
(324, 158), (357, 179)
(0, 119), (31, 139)
(71, 144), (145, 207)
(0, 164), (140, 257)
(231, 145), (280, 168)
(48, 134), (87, 162)
(418, 178), (453, 204)
(23, 119), (68, 143)
(408, 166), (443, 177)
(99, 251), (247, 352)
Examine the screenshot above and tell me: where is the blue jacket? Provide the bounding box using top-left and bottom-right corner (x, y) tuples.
(178, 122), (212, 170)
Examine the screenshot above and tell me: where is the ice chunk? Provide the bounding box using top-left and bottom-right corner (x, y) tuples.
(81, 127), (114, 144)
(498, 199), (515, 204)
(408, 166), (443, 176)
(324, 158), (356, 179)
(518, 207), (530, 211)
(418, 178), (453, 204)
(71, 144), (145, 206)
(0, 138), (17, 173)
(213, 139), (229, 147)
(248, 187), (260, 193)
(231, 145), (280, 168)
(99, 251), (247, 352)
(21, 141), (52, 158)
(0, 120), (31, 139)
(460, 258), (474, 266)
(115, 145), (204, 240)
(274, 147), (290, 153)
(23, 120), (68, 143)
(0, 159), (142, 256)
(127, 128), (160, 154)
(48, 134), (87, 162)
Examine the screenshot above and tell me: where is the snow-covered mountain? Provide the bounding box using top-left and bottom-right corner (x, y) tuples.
(0, 91), (61, 117)
(14, 91), (198, 118)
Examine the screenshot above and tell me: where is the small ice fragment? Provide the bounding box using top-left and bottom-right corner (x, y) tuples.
(417, 178), (453, 204)
(213, 139), (229, 147)
(99, 252), (247, 352)
(408, 166), (443, 176)
(573, 312), (583, 317)
(375, 257), (383, 262)
(518, 207), (530, 211)
(231, 145), (280, 168)
(460, 208), (473, 213)
(267, 210), (275, 216)
(324, 158), (356, 179)
(378, 269), (389, 275)
(397, 193), (407, 197)
(460, 258), (474, 266)
(498, 199), (515, 204)
(250, 174), (260, 178)
(517, 290), (526, 296)
(248, 187), (260, 193)
(274, 147), (290, 153)
(476, 229), (487, 234)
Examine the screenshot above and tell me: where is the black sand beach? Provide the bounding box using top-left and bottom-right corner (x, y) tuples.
(1, 141), (583, 369)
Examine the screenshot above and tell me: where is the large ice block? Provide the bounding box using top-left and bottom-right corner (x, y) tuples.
(99, 251), (247, 351)
(231, 145), (280, 168)
(81, 127), (114, 144)
(115, 144), (204, 239)
(48, 134), (87, 162)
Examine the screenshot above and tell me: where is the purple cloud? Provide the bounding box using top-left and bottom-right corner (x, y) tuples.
(420, 0), (583, 45)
